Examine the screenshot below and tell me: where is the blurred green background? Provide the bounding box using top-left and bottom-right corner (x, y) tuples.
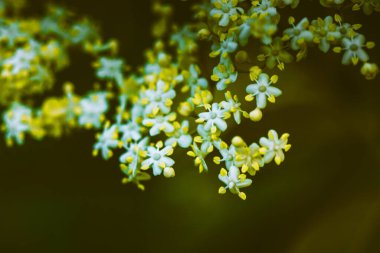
(1, 0), (380, 252)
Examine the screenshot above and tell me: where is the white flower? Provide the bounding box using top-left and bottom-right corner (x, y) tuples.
(218, 166), (252, 199)
(141, 142), (175, 176)
(342, 35), (369, 65)
(211, 63), (238, 91)
(211, 36), (238, 59)
(197, 103), (228, 132)
(120, 137), (149, 177)
(234, 142), (264, 175)
(79, 92), (108, 129)
(313, 16), (341, 53)
(3, 103), (32, 145)
(283, 18), (313, 50)
(119, 121), (141, 142)
(0, 23), (27, 47)
(217, 145), (237, 170)
(3, 48), (36, 76)
(143, 80), (176, 115)
(210, 0), (243, 27)
(93, 123), (120, 160)
(246, 73), (282, 109)
(165, 120), (192, 148)
(70, 20), (96, 44)
(142, 113), (176, 136)
(259, 130), (291, 165)
(96, 57), (124, 86)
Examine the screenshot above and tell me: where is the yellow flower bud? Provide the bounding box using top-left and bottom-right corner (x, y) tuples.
(178, 101), (193, 116)
(361, 63), (379, 80)
(218, 187), (226, 194)
(232, 136), (245, 147)
(198, 28), (210, 39)
(249, 108), (263, 122)
(235, 50), (249, 64)
(163, 167), (175, 178)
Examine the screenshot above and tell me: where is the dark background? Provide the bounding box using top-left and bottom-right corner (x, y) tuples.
(1, 0), (380, 252)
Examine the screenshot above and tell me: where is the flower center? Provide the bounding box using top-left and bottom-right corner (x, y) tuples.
(210, 112), (217, 119)
(222, 5), (230, 13)
(154, 94), (161, 102)
(259, 85), (267, 92)
(156, 117), (164, 123)
(294, 29), (301, 36)
(153, 153), (161, 161)
(350, 44), (359, 51)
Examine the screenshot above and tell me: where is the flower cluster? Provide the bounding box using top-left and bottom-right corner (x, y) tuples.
(0, 2), (101, 106)
(0, 0), (378, 200)
(320, 0), (380, 15)
(0, 1), (117, 143)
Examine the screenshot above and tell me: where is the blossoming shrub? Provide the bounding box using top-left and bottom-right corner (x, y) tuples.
(1, 0), (378, 200)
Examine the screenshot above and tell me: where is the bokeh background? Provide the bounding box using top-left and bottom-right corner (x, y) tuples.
(1, 0), (380, 252)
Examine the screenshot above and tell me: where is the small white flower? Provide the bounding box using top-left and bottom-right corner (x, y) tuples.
(96, 57), (124, 86)
(165, 120), (192, 148)
(79, 92), (108, 129)
(120, 137), (149, 177)
(198, 103), (228, 132)
(142, 113), (176, 136)
(259, 129), (291, 165)
(211, 63), (238, 91)
(218, 145), (237, 170)
(3, 103), (32, 145)
(211, 36), (238, 59)
(342, 35), (369, 65)
(218, 166), (252, 197)
(141, 143), (175, 176)
(234, 142), (264, 174)
(0, 23), (27, 47)
(93, 123), (120, 160)
(143, 80), (176, 115)
(3, 48), (36, 76)
(246, 73), (282, 109)
(313, 16), (341, 53)
(119, 121), (141, 142)
(70, 20), (96, 44)
(210, 0), (243, 27)
(284, 18), (313, 50)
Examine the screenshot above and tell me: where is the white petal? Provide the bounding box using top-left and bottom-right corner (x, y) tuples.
(267, 86), (282, 97)
(256, 93), (267, 109)
(178, 134), (192, 148)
